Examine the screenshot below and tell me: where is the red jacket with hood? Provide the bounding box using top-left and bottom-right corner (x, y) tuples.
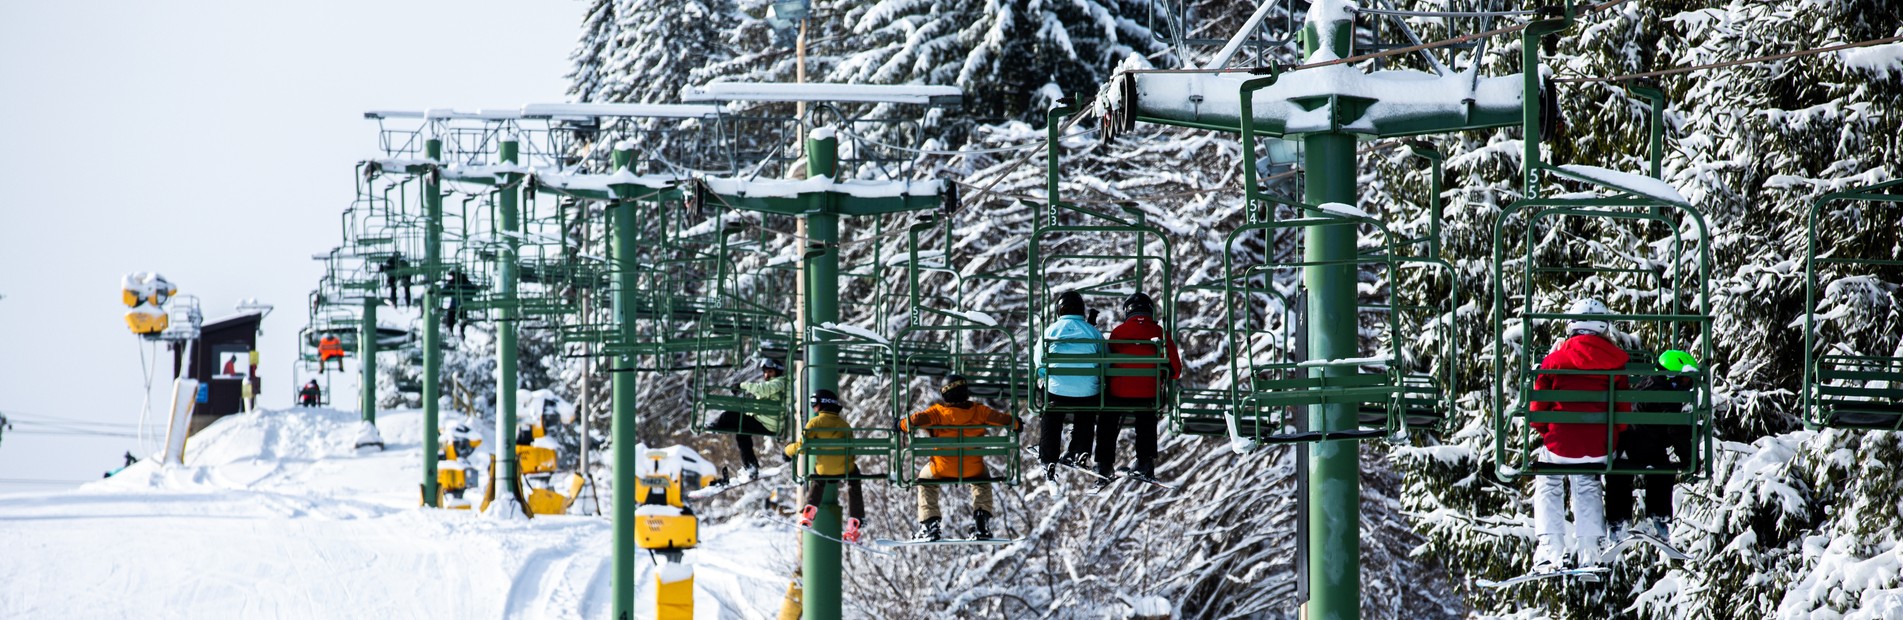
(1530, 333), (1631, 459)
(1106, 316), (1183, 400)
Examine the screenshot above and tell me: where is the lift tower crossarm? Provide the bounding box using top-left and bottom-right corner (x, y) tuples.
(682, 82), (962, 107)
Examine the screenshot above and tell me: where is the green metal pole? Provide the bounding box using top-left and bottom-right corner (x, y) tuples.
(1303, 15), (1360, 620)
(361, 296), (378, 425)
(492, 137), (523, 516)
(802, 132), (843, 620)
(421, 138), (443, 507)
(609, 146), (641, 620)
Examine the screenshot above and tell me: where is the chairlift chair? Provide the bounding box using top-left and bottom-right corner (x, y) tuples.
(1803, 178), (1903, 430)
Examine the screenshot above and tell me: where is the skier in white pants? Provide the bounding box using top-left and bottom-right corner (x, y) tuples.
(1527, 299), (1632, 569)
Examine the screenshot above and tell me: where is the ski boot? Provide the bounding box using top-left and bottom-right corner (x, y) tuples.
(971, 509), (993, 540)
(742, 463), (761, 483)
(797, 504), (819, 528)
(914, 517), (943, 542)
(1578, 536), (1612, 567)
(1531, 534), (1567, 572)
(1640, 516), (1672, 540)
(1043, 462), (1059, 482)
(1607, 519), (1630, 543)
(842, 517), (864, 544)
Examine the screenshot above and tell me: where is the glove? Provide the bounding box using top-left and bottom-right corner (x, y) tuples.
(729, 384), (742, 396)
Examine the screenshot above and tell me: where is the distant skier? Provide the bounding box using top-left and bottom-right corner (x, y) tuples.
(381, 252), (413, 307)
(709, 358), (788, 480)
(1604, 349), (1699, 542)
(317, 335), (347, 372)
(902, 375), (1020, 541)
(441, 269), (476, 337)
(784, 389), (867, 544)
(103, 452), (136, 478)
(1097, 292), (1182, 486)
(298, 380), (323, 407)
(1036, 291), (1107, 480)
(1528, 298), (1630, 570)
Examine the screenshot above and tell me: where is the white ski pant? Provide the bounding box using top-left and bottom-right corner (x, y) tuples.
(1534, 473), (1605, 547)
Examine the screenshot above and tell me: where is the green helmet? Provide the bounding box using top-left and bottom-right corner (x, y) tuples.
(1658, 349), (1699, 373)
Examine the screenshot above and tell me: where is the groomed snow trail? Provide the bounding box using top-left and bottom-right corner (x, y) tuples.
(0, 407), (796, 619)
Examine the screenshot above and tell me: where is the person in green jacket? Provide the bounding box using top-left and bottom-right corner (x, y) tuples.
(710, 358), (788, 479)
(785, 389), (867, 543)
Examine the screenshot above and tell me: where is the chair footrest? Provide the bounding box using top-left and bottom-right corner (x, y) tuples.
(1828, 410), (1903, 429)
(912, 476), (1010, 484)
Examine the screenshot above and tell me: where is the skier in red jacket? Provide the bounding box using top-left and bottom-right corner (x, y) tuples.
(1529, 298), (1630, 570)
(1095, 292), (1182, 486)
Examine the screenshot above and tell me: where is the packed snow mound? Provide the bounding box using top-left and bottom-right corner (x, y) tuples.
(0, 406), (796, 620)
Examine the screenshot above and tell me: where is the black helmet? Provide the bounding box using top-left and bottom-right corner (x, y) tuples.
(1122, 292), (1156, 317)
(761, 358), (786, 373)
(941, 374), (971, 403)
(1056, 291), (1085, 317)
(810, 389), (842, 413)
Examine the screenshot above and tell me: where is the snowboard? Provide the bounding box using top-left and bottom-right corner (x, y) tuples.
(1598, 531), (1692, 563)
(758, 511), (893, 557)
(1474, 566), (1610, 589)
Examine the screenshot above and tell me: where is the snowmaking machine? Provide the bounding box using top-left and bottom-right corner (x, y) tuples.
(436, 419), (483, 509)
(633, 444), (722, 620)
(511, 389), (586, 515)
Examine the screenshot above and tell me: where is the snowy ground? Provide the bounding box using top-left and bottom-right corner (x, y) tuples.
(0, 407), (797, 619)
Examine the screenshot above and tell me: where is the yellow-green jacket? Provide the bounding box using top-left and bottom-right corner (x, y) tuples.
(783, 411), (855, 476)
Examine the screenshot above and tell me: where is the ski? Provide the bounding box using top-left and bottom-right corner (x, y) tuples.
(688, 465), (784, 499)
(1473, 566), (1610, 589)
(1599, 531), (1691, 563)
(1052, 461), (1117, 482)
(872, 537), (1024, 548)
(757, 512), (893, 557)
(1114, 468), (1179, 491)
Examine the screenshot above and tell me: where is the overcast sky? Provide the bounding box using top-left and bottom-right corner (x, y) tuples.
(0, 1), (588, 490)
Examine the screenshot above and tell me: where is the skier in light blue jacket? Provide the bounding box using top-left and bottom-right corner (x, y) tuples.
(1037, 291), (1107, 479)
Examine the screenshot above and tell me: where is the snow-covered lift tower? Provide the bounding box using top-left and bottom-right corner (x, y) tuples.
(688, 80), (958, 620)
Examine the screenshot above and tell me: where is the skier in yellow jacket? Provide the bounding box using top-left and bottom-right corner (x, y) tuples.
(902, 374), (1019, 541)
(784, 389), (867, 543)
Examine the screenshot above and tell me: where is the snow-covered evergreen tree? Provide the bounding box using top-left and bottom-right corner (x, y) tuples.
(555, 0), (1902, 617)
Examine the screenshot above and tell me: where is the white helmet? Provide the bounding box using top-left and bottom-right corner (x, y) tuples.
(1565, 298), (1610, 335)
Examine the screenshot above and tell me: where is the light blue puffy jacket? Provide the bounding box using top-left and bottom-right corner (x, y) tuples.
(1038, 314), (1107, 398)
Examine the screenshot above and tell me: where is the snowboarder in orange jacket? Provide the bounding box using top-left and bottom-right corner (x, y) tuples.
(902, 374), (1018, 541)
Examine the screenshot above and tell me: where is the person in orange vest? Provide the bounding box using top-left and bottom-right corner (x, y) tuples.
(317, 334), (346, 372)
(901, 374), (1020, 541)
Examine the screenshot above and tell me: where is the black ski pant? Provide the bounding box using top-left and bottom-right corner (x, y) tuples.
(802, 470), (866, 521)
(1096, 398), (1159, 477)
(387, 276), (412, 307)
(443, 301), (469, 337)
(709, 410), (771, 469)
(1605, 424), (1693, 523)
(1038, 393), (1102, 465)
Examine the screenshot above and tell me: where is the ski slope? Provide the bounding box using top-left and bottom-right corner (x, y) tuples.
(0, 407), (796, 619)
